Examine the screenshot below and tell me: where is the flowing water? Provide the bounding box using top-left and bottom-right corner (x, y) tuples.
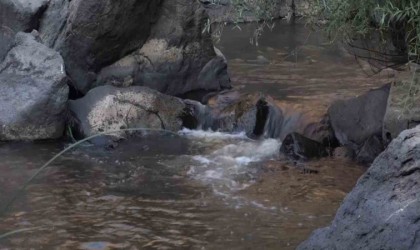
(0, 20), (393, 249)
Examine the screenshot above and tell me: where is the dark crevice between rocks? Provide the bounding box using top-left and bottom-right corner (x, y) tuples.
(26, 2), (49, 33)
(181, 106), (199, 129)
(253, 99), (269, 137)
(68, 82), (85, 100)
(65, 110), (84, 141)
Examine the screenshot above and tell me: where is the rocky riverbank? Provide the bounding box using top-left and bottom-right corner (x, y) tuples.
(0, 0), (230, 140)
(1, 1), (420, 249)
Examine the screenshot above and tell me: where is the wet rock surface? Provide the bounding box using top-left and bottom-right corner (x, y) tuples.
(0, 32), (68, 140)
(69, 86), (186, 141)
(280, 133), (329, 161)
(187, 91), (284, 138)
(299, 126), (420, 250)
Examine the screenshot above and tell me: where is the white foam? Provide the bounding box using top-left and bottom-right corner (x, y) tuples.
(179, 128), (248, 140)
(189, 137), (281, 192)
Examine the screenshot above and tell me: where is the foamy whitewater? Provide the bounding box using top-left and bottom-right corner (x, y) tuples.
(179, 129), (281, 198)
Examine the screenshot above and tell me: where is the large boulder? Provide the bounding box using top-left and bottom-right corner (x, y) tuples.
(0, 32), (68, 140)
(383, 71), (420, 144)
(2, 0), (230, 97)
(38, 0), (162, 93)
(0, 0), (49, 59)
(328, 84), (390, 163)
(298, 126), (420, 250)
(0, 0), (49, 32)
(69, 86), (186, 140)
(95, 0), (230, 99)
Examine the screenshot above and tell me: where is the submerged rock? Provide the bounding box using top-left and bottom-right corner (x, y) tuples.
(299, 126), (420, 250)
(0, 32), (68, 140)
(69, 86), (186, 141)
(280, 133), (328, 161)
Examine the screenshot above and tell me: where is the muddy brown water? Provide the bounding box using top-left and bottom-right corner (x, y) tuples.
(0, 20), (395, 249)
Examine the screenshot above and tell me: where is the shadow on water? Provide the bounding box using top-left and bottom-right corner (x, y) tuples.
(0, 20), (385, 249)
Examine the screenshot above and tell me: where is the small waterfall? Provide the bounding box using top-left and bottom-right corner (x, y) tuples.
(183, 92), (287, 141)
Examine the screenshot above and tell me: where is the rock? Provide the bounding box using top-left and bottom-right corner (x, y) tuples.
(329, 84), (390, 149)
(333, 146), (355, 160)
(0, 0), (49, 58)
(95, 0), (230, 99)
(298, 126), (420, 250)
(355, 135), (385, 165)
(39, 0), (162, 93)
(212, 92), (284, 137)
(0, 32), (68, 140)
(1, 0), (229, 97)
(0, 26), (14, 61)
(182, 91), (284, 138)
(68, 86), (186, 141)
(0, 0), (49, 32)
(280, 133), (328, 161)
(383, 77), (420, 144)
(273, 101), (338, 146)
(256, 55), (270, 65)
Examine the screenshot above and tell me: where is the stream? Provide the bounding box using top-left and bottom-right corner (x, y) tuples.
(0, 20), (392, 249)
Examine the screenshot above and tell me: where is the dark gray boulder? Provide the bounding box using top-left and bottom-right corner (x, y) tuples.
(69, 85), (186, 141)
(328, 84), (390, 163)
(0, 32), (68, 140)
(95, 0), (230, 99)
(0, 0), (49, 32)
(355, 135), (385, 164)
(39, 0), (162, 93)
(329, 84), (390, 147)
(1, 0), (230, 97)
(0, 0), (49, 59)
(298, 126), (420, 250)
(280, 133), (328, 161)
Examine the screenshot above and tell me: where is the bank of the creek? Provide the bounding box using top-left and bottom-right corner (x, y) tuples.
(0, 20), (397, 249)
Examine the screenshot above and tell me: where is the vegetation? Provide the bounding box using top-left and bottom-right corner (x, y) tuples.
(204, 0), (279, 45)
(312, 0), (420, 66)
(222, 0), (420, 65)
